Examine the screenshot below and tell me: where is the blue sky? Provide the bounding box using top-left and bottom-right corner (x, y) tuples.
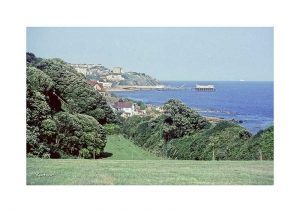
(27, 27), (273, 81)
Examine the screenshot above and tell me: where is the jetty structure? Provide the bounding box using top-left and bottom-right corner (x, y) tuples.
(195, 84), (215, 91)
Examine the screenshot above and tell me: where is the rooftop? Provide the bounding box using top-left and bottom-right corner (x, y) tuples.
(114, 101), (133, 109)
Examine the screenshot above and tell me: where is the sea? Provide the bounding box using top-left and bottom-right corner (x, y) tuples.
(112, 81), (274, 134)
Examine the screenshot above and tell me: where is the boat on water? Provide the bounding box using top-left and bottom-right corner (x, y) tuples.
(195, 84), (215, 91)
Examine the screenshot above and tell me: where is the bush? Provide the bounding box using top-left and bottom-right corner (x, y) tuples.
(26, 153), (37, 158)
(122, 100), (212, 158)
(79, 148), (91, 159)
(163, 99), (210, 141)
(54, 112), (106, 159)
(104, 124), (121, 135)
(237, 126), (274, 160)
(42, 153), (51, 159)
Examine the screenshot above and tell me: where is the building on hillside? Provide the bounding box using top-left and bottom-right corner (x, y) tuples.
(71, 64), (101, 76)
(87, 80), (107, 96)
(135, 109), (146, 116)
(106, 74), (124, 82)
(112, 67), (124, 74)
(155, 106), (164, 113)
(98, 81), (112, 89)
(114, 101), (135, 117)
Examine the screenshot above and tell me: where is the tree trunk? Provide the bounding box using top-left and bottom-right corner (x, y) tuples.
(93, 151), (95, 160)
(212, 148), (215, 161)
(259, 149), (263, 161)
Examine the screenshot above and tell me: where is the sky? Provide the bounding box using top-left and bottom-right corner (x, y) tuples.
(27, 27), (273, 81)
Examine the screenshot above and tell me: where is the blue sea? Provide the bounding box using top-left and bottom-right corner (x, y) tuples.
(112, 81), (274, 134)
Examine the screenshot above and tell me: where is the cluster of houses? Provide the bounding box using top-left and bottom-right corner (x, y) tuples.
(86, 79), (163, 118)
(72, 64), (126, 84)
(87, 80), (111, 96)
(113, 101), (164, 118)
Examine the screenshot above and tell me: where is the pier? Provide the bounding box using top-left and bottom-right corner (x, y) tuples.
(195, 84), (215, 91)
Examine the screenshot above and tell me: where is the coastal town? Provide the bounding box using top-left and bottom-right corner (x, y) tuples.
(72, 64), (223, 121)
(86, 79), (164, 118)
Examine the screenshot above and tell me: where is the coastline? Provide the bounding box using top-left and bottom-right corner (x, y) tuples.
(108, 85), (165, 92)
(205, 116), (224, 123)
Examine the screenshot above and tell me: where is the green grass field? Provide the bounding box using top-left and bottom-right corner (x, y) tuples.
(102, 134), (161, 160)
(26, 135), (274, 185)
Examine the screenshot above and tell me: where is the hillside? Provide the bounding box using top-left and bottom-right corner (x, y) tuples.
(118, 72), (161, 86)
(71, 64), (162, 86)
(122, 99), (274, 160)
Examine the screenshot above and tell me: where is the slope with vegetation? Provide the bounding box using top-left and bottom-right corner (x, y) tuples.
(118, 72), (161, 86)
(122, 99), (274, 160)
(26, 53), (119, 159)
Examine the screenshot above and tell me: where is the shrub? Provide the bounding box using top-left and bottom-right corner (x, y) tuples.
(79, 148), (91, 159)
(42, 153), (51, 159)
(104, 124), (121, 135)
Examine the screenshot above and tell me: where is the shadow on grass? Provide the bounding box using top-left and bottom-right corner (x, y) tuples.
(99, 152), (113, 159)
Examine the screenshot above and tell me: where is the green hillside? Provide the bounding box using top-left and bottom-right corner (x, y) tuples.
(103, 135), (161, 160)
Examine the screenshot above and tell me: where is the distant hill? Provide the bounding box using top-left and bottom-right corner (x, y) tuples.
(119, 72), (161, 86)
(70, 64), (162, 86)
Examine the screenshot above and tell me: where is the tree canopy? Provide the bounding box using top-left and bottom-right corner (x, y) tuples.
(26, 52), (117, 158)
(122, 99), (273, 160)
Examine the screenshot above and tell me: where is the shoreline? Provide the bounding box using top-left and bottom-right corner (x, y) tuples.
(105, 85), (272, 133)
(108, 85), (166, 92)
(106, 89), (231, 124)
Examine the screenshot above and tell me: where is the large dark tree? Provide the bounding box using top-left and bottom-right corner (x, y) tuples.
(26, 54), (118, 158)
(36, 58), (117, 124)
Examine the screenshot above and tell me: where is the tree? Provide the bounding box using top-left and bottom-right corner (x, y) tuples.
(26, 54), (116, 159)
(36, 58), (117, 124)
(53, 112), (106, 159)
(163, 99), (210, 141)
(242, 126), (274, 160)
(26, 52), (42, 65)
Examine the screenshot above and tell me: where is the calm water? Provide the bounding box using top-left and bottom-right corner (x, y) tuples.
(113, 81), (274, 134)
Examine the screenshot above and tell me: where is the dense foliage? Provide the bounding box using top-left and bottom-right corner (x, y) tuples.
(163, 99), (210, 141)
(165, 121), (252, 160)
(26, 53), (117, 158)
(122, 100), (274, 160)
(237, 126), (274, 160)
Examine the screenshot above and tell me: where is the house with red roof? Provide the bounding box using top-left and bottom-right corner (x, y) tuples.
(87, 80), (106, 96)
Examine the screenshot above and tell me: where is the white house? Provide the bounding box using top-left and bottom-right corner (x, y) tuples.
(114, 101), (135, 117)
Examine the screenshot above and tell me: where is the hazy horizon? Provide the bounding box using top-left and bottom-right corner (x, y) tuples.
(27, 27), (273, 81)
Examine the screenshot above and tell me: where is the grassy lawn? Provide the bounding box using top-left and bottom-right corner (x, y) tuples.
(27, 159), (273, 185)
(27, 135), (273, 185)
(102, 134), (161, 160)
